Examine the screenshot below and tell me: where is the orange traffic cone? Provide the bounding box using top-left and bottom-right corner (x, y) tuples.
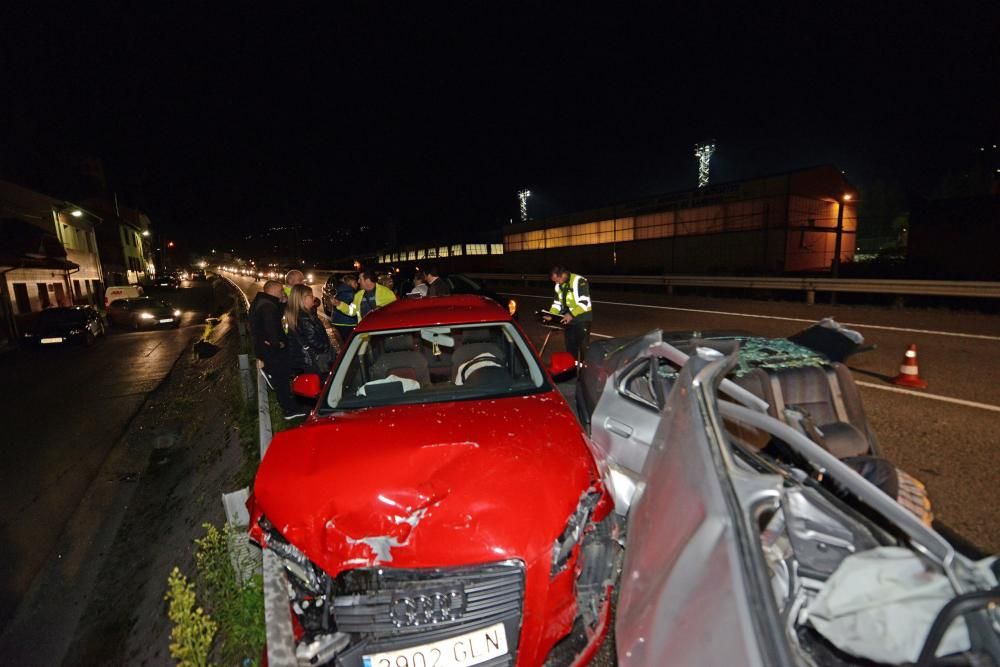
(893, 344), (927, 389)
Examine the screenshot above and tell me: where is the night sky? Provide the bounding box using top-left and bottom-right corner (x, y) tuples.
(2, 3), (997, 251)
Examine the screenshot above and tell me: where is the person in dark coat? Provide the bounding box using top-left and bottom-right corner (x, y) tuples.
(424, 266), (452, 297)
(286, 283), (332, 374)
(249, 280), (303, 419)
(330, 273), (359, 346)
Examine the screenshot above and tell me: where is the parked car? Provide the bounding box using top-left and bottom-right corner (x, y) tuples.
(21, 306), (105, 346)
(579, 323), (1000, 666)
(151, 275), (180, 289)
(248, 295), (614, 666)
(103, 284), (144, 308)
(190, 268), (207, 280)
(107, 297), (181, 329)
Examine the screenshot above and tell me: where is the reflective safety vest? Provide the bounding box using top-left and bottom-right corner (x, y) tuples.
(336, 283), (397, 323)
(550, 273), (592, 321)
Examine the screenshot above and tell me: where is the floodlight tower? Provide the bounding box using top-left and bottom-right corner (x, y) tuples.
(517, 189), (532, 222)
(694, 141), (716, 188)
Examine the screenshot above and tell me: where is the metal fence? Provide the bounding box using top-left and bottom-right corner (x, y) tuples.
(467, 273), (1000, 302)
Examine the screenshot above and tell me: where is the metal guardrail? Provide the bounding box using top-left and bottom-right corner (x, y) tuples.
(466, 273), (1000, 301)
(218, 272), (298, 666)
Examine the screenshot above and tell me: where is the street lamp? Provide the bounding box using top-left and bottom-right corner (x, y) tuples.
(831, 192), (854, 283)
(142, 230), (150, 237)
(70, 209), (83, 217)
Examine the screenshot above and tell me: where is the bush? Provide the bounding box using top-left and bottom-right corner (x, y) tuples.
(194, 523), (265, 666)
(166, 524), (264, 667)
(165, 567), (216, 667)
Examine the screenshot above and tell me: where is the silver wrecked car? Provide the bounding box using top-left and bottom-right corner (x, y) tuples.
(576, 323), (1000, 666)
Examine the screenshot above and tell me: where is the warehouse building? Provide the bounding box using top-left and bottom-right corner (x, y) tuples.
(501, 165), (856, 275)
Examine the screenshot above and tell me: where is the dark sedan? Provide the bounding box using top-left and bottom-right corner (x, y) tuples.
(21, 306), (106, 346)
(107, 297), (181, 330)
(151, 275), (180, 289)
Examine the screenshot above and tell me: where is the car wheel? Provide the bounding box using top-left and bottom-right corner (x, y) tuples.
(132, 317), (140, 331)
(84, 331), (96, 346)
(98, 321), (106, 336)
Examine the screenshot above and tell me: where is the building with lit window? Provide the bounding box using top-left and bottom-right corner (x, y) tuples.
(502, 165), (856, 275)
(0, 180), (104, 345)
(82, 196), (152, 285)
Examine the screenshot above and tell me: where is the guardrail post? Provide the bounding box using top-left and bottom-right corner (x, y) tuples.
(237, 354), (254, 403)
(806, 289), (815, 305)
(666, 284), (675, 297)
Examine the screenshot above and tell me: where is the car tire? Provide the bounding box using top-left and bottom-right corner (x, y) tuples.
(132, 317), (140, 331)
(84, 331), (96, 346)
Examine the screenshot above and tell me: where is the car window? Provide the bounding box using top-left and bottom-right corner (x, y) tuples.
(621, 357), (678, 410)
(110, 299), (127, 309)
(323, 322), (548, 411)
(448, 275), (480, 293)
(38, 309), (86, 325)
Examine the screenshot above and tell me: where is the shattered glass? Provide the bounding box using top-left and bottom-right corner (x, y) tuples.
(725, 337), (828, 377)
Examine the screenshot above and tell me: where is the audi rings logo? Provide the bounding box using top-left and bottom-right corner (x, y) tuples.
(389, 588), (466, 627)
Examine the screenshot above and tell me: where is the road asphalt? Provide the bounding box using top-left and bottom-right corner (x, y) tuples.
(0, 280), (218, 633)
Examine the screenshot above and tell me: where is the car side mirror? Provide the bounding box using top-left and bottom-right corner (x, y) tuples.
(291, 373), (322, 399)
(547, 352), (577, 378)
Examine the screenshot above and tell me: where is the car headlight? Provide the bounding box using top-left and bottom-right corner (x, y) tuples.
(306, 273), (314, 283)
(173, 309), (181, 317)
(508, 299), (517, 316)
(139, 312), (155, 319)
(551, 490), (601, 576)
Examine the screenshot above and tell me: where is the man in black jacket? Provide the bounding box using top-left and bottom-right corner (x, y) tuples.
(424, 266), (452, 297)
(249, 280), (304, 419)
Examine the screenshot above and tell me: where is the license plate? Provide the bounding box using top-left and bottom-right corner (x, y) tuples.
(363, 622), (508, 667)
(41, 337), (64, 344)
(159, 318), (173, 323)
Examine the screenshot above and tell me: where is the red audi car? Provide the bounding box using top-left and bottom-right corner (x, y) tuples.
(249, 295), (616, 666)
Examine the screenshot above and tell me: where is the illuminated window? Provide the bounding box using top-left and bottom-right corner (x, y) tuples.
(438, 246), (449, 257)
(466, 243), (488, 255)
(490, 243), (504, 255)
(417, 249), (426, 260)
(427, 248), (437, 258)
(451, 244), (463, 256)
(407, 250), (416, 261)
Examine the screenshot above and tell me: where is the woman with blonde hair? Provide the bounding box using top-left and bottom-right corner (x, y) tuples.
(286, 283), (332, 374)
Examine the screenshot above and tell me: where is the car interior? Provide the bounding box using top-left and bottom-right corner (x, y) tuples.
(334, 325), (541, 407)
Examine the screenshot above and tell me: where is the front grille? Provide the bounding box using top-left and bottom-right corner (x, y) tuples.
(331, 560), (524, 666)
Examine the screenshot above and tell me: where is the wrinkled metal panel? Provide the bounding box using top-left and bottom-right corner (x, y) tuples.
(615, 351), (777, 667)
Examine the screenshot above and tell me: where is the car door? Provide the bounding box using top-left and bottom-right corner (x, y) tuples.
(108, 300), (128, 325)
(615, 352), (784, 667)
(590, 356), (665, 474)
(587, 352), (680, 515)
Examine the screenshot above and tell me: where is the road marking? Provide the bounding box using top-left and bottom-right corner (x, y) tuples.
(855, 381), (1000, 413)
(502, 292), (1000, 342)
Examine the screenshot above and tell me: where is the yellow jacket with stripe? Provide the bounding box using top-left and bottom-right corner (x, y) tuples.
(550, 273), (593, 321)
(335, 283), (397, 323)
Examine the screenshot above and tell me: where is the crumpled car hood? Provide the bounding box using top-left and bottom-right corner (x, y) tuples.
(254, 390), (599, 576)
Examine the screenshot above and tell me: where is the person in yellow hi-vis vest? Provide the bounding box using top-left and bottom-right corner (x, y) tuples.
(332, 270), (397, 324)
(549, 265), (593, 361)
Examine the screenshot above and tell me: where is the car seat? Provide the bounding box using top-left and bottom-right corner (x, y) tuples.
(451, 329), (504, 381)
(371, 333), (430, 385)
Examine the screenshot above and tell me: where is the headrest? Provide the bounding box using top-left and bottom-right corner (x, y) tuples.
(817, 421), (870, 459)
(461, 328), (493, 344)
(383, 334), (416, 353)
